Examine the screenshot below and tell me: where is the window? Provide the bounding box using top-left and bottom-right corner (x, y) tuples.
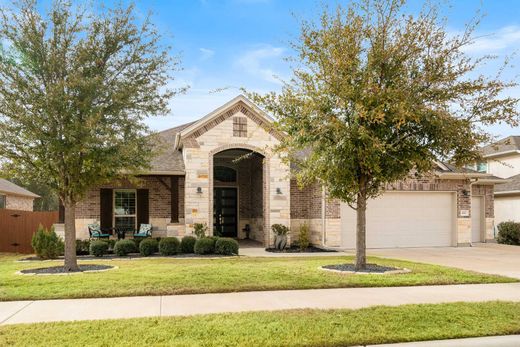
(214, 166), (237, 183)
(476, 161), (487, 173)
(233, 117), (247, 137)
(0, 194), (5, 209)
(114, 190), (136, 232)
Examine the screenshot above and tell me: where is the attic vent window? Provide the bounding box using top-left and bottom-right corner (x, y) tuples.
(233, 117), (247, 137)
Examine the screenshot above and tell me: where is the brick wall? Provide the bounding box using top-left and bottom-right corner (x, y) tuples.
(76, 175), (185, 220)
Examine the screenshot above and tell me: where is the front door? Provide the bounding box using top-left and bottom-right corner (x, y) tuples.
(213, 187), (238, 237)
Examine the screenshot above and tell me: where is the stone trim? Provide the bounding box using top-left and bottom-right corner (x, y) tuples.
(182, 101), (283, 148)
(208, 144), (270, 245)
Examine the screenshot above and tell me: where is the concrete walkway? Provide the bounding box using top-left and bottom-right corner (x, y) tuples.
(374, 335), (520, 347)
(1, 282), (520, 325)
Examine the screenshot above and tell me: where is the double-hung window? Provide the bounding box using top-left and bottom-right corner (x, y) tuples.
(113, 190), (136, 231)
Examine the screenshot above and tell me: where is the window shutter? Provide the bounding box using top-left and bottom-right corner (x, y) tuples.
(100, 189), (113, 229)
(137, 189), (149, 226)
(170, 176), (179, 223)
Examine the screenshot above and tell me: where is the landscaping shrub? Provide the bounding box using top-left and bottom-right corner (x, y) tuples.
(193, 223), (208, 239)
(180, 236), (197, 253)
(76, 240), (90, 255)
(89, 240), (108, 257)
(497, 221), (520, 245)
(31, 224), (64, 259)
(114, 239), (137, 256)
(194, 237), (216, 255)
(133, 237), (142, 249)
(139, 238), (158, 256)
(297, 222), (310, 251)
(106, 239), (116, 252)
(215, 237), (239, 255)
(159, 237), (180, 256)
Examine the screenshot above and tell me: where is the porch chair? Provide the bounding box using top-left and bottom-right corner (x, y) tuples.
(133, 224), (153, 238)
(88, 223), (111, 240)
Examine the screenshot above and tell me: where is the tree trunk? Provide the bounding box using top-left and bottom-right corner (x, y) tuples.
(355, 175), (367, 271)
(63, 198), (79, 271)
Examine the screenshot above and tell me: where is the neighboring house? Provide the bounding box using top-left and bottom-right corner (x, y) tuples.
(0, 178), (39, 211)
(480, 136), (520, 227)
(69, 95), (502, 248)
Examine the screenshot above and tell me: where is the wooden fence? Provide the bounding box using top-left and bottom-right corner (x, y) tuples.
(0, 209), (59, 253)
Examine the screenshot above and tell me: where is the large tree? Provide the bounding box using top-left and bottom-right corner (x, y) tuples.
(249, 0), (519, 270)
(0, 0), (181, 270)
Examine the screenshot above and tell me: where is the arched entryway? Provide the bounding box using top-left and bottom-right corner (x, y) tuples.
(209, 146), (268, 245)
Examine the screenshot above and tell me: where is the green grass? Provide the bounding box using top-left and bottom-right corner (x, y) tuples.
(0, 253), (515, 301)
(1, 302), (520, 346)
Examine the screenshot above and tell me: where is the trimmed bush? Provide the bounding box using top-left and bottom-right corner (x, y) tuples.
(497, 221), (520, 245)
(31, 224), (64, 259)
(215, 238), (239, 255)
(89, 240), (108, 257)
(159, 237), (180, 256)
(139, 238), (158, 257)
(180, 236), (197, 254)
(194, 237), (216, 255)
(114, 239), (137, 256)
(76, 240), (90, 255)
(297, 222), (310, 251)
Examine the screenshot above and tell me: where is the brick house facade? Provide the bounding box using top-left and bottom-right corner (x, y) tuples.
(65, 95), (502, 247)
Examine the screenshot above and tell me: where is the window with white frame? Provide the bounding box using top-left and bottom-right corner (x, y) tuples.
(476, 161), (487, 173)
(0, 194), (5, 209)
(114, 190), (136, 231)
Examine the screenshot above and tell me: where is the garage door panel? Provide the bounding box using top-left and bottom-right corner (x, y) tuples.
(341, 192), (454, 248)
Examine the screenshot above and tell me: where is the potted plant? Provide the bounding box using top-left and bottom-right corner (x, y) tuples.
(271, 224), (289, 250)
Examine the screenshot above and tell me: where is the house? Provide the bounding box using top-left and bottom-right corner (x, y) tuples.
(68, 95), (502, 248)
(480, 136), (520, 227)
(0, 178), (39, 211)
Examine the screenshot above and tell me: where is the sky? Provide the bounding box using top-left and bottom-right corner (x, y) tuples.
(120, 0), (520, 137)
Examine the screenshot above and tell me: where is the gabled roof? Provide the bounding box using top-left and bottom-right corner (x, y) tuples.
(481, 136), (520, 158)
(179, 95), (274, 139)
(0, 178), (39, 198)
(146, 95), (278, 175)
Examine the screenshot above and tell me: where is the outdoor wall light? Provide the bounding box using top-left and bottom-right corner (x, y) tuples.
(276, 188), (282, 194)
(196, 187), (202, 194)
(461, 189), (469, 197)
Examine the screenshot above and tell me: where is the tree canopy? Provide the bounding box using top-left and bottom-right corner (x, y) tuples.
(248, 0), (519, 269)
(0, 0), (182, 270)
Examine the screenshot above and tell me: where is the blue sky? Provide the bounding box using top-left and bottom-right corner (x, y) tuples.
(128, 0), (520, 137)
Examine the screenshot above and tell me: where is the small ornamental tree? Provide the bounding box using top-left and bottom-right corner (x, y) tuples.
(0, 1), (182, 271)
(249, 0), (519, 270)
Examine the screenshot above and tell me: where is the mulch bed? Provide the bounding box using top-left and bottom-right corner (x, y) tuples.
(19, 264), (114, 274)
(321, 263), (400, 273)
(20, 253), (232, 262)
(266, 246), (337, 253)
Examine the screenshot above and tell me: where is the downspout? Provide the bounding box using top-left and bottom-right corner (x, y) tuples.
(321, 186), (326, 247)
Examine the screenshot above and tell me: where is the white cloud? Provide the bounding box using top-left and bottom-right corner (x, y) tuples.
(464, 25), (520, 53)
(235, 45), (286, 85)
(199, 48), (215, 61)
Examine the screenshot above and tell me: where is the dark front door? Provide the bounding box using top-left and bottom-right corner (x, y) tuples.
(213, 187), (238, 237)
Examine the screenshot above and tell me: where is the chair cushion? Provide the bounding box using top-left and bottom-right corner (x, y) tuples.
(139, 224), (152, 235)
(88, 224), (101, 236)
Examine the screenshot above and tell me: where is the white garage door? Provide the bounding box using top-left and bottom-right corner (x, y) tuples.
(341, 192), (455, 248)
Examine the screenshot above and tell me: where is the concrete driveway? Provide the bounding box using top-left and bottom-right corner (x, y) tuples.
(368, 243), (520, 279)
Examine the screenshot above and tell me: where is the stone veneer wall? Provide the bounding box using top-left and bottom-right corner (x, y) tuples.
(5, 195), (34, 211)
(182, 102), (290, 246)
(73, 176), (185, 239)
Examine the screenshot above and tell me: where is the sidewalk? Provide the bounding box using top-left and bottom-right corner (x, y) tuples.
(373, 334), (520, 346)
(1, 282), (520, 325)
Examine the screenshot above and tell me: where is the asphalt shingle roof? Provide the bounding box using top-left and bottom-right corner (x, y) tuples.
(0, 178), (39, 198)
(481, 136), (520, 157)
(148, 122), (195, 174)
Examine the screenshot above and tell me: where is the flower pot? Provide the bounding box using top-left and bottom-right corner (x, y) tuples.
(274, 234), (287, 250)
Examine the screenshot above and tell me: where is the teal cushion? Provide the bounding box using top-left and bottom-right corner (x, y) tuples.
(139, 224), (152, 234)
(88, 224), (101, 236)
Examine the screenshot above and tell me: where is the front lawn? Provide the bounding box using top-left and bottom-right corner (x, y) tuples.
(1, 301), (519, 346)
(0, 254), (515, 301)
